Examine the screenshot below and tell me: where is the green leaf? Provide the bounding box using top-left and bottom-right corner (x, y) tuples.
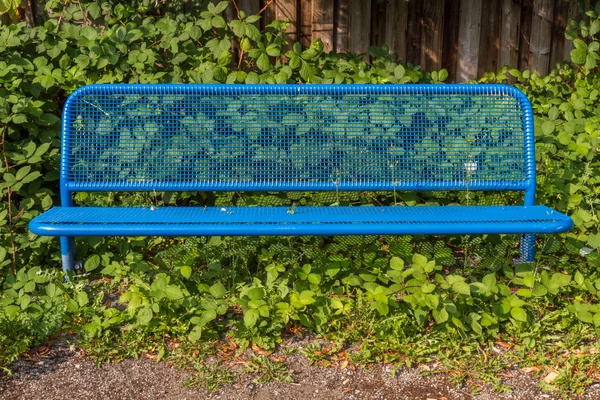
(180, 265), (192, 279)
(390, 257), (404, 270)
(482, 273), (496, 290)
(376, 301), (389, 316)
(39, 113), (60, 126)
(16, 166), (31, 181)
(266, 44), (280, 57)
(394, 64), (405, 79)
(164, 285), (183, 301)
(542, 120), (555, 135)
(571, 48), (587, 65)
(211, 15), (226, 29)
(38, 75), (56, 89)
(23, 281), (35, 293)
(575, 271), (585, 286)
(577, 310), (594, 324)
(171, 53), (188, 65)
(438, 69), (448, 82)
(256, 52), (272, 72)
(591, 20), (600, 36)
(76, 291), (89, 307)
(299, 60), (312, 81)
(432, 308), (448, 323)
(452, 281), (471, 296)
(244, 308), (259, 328)
(510, 307), (528, 322)
(532, 282), (548, 297)
(588, 233), (600, 249)
(247, 287), (265, 300)
(84, 254), (101, 272)
(46, 282), (56, 298)
(193, 309), (217, 326)
(412, 253), (428, 267)
(209, 282), (227, 298)
(137, 306), (153, 325)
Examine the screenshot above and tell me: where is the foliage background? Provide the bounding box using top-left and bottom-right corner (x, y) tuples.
(0, 0), (600, 396)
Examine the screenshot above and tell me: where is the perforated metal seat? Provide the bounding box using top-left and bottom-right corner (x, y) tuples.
(30, 205), (572, 236)
(29, 83), (573, 271)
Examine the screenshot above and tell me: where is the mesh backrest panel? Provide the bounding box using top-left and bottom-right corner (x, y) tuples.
(62, 84), (532, 191)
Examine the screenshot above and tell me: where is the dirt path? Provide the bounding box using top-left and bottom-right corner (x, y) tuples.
(1, 337), (599, 400)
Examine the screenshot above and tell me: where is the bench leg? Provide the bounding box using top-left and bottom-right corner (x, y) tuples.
(60, 236), (76, 273)
(519, 234), (536, 263)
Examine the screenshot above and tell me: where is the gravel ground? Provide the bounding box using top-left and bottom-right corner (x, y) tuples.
(1, 336), (600, 400)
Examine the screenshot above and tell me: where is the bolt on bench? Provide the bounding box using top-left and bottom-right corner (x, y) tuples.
(29, 84), (573, 272)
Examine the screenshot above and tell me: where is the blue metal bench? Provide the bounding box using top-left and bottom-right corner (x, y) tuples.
(29, 84), (573, 272)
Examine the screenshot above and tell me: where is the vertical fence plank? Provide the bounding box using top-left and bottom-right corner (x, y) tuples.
(349, 0), (371, 55)
(260, 0), (277, 30)
(370, 0), (387, 49)
(530, 0), (554, 74)
(478, 0), (502, 75)
(550, 0), (569, 67)
(275, 0), (298, 43)
(406, 0), (423, 66)
(442, 0), (460, 81)
(457, 0), (482, 81)
(224, 2), (240, 66)
(238, 0), (260, 21)
(313, 0), (334, 52)
(421, 0), (445, 71)
(384, 0), (408, 62)
(300, 0), (313, 48)
(500, 0), (521, 69)
(519, 0), (533, 70)
(335, 0), (350, 53)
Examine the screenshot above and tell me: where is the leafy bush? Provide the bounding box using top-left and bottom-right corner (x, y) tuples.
(1, 0), (600, 396)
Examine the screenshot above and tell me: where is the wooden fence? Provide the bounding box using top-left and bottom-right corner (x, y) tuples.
(234, 0), (588, 82)
(11, 0), (589, 81)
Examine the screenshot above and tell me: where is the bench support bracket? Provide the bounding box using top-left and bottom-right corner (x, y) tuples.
(519, 234), (536, 263)
(60, 236), (76, 272)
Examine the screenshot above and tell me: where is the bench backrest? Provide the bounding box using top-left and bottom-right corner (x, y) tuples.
(61, 84), (535, 197)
